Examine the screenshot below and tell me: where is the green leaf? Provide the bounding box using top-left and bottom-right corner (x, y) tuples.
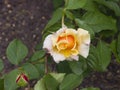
(22, 63), (40, 79)
(43, 22), (61, 39)
(34, 78), (46, 90)
(82, 0), (98, 11)
(0, 59), (4, 72)
(59, 74), (83, 90)
(83, 11), (117, 33)
(81, 87), (100, 90)
(117, 34), (120, 62)
(44, 74), (59, 90)
(57, 61), (72, 74)
(117, 34), (120, 54)
(110, 39), (120, 63)
(34, 63), (45, 77)
(0, 79), (4, 90)
(94, 0), (120, 16)
(69, 59), (87, 75)
(50, 73), (65, 83)
(65, 10), (74, 20)
(110, 40), (120, 63)
(87, 41), (111, 71)
(98, 30), (116, 38)
(44, 8), (63, 31)
(6, 39), (28, 65)
(34, 73), (64, 90)
(66, 0), (87, 9)
(110, 40), (117, 54)
(30, 50), (46, 62)
(4, 69), (19, 90)
(53, 0), (64, 9)
(75, 18), (94, 37)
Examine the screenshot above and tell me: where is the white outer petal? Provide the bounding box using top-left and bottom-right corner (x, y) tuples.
(56, 27), (66, 34)
(50, 51), (66, 63)
(71, 55), (79, 61)
(77, 28), (90, 58)
(43, 35), (53, 51)
(66, 28), (77, 34)
(79, 43), (90, 58)
(77, 28), (90, 44)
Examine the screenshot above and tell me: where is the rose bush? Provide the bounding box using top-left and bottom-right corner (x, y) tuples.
(0, 0), (120, 90)
(43, 26), (90, 63)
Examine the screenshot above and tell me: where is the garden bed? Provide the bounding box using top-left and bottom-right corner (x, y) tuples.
(0, 0), (120, 90)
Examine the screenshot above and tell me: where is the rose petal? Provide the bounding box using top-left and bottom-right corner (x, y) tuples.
(71, 55), (79, 61)
(43, 35), (53, 51)
(77, 28), (90, 58)
(56, 27), (66, 35)
(50, 51), (66, 63)
(79, 43), (90, 58)
(66, 28), (77, 34)
(71, 49), (79, 56)
(77, 28), (90, 44)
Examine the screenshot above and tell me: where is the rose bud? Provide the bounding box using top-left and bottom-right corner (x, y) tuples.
(16, 73), (29, 87)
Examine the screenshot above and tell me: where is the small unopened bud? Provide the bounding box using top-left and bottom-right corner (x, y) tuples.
(16, 73), (29, 87)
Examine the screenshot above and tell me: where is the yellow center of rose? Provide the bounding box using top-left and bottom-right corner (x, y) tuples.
(57, 35), (74, 50)
(55, 33), (79, 57)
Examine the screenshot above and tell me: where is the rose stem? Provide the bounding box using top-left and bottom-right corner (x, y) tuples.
(45, 54), (48, 74)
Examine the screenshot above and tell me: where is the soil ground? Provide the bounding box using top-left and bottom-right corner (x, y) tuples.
(0, 0), (53, 72)
(0, 0), (120, 90)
